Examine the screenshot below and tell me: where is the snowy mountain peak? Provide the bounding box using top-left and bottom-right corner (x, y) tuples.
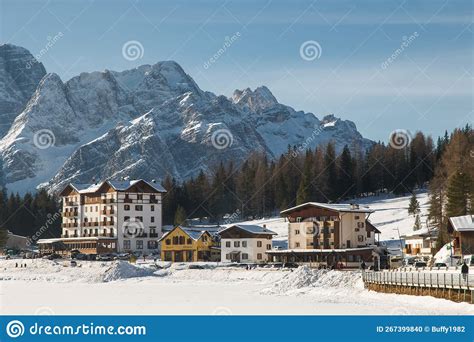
(232, 86), (278, 113)
(0, 43), (47, 138)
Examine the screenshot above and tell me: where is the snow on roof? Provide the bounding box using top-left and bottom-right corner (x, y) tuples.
(65, 179), (166, 194)
(158, 226), (212, 242)
(401, 227), (438, 239)
(219, 224), (277, 236)
(449, 215), (474, 232)
(280, 202), (374, 214)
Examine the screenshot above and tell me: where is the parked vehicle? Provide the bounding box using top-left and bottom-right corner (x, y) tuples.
(72, 253), (88, 260)
(43, 253), (62, 260)
(283, 262), (299, 269)
(116, 253), (130, 261)
(414, 261), (427, 268)
(188, 264), (205, 270)
(97, 254), (114, 261)
(434, 262), (447, 267)
(70, 260), (77, 267)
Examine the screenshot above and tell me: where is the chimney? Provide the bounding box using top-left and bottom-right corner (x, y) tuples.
(263, 224), (266, 229)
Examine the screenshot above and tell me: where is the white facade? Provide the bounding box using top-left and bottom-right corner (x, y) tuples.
(221, 238), (273, 263)
(61, 180), (165, 254)
(218, 225), (276, 263)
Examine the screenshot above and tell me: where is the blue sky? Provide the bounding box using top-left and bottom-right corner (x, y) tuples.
(1, 0), (472, 142)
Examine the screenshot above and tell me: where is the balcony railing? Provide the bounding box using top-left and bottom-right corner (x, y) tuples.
(102, 209), (115, 215)
(65, 201), (78, 206)
(62, 223), (78, 228)
(63, 211), (78, 217)
(102, 198), (115, 204)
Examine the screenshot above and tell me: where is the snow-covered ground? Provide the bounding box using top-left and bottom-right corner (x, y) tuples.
(231, 190), (430, 243)
(0, 259), (472, 315)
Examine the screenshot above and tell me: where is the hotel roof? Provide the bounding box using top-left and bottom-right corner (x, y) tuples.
(65, 179), (166, 195)
(280, 202), (374, 215)
(218, 224), (277, 236)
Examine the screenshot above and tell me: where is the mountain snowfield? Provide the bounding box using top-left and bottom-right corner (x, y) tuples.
(0, 44), (372, 194)
(229, 190), (430, 242)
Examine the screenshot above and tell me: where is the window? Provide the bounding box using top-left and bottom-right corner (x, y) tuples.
(96, 206), (98, 212)
(187, 238), (192, 245)
(266, 244), (271, 250)
(357, 222), (365, 228)
(358, 235), (364, 242)
(295, 242), (300, 248)
(123, 240), (131, 250)
(125, 194), (129, 200)
(355, 215), (360, 220)
(178, 236), (185, 245)
(85, 207), (88, 213)
(151, 216), (155, 223)
(136, 240), (143, 250)
(136, 216), (143, 222)
(257, 253), (262, 260)
(296, 217), (302, 222)
(257, 241), (262, 248)
(147, 241), (158, 249)
(124, 205), (130, 211)
(295, 229), (300, 235)
(135, 205), (143, 211)
(225, 241), (231, 248)
(124, 216), (130, 222)
(242, 241), (247, 248)
(234, 241), (240, 247)
(225, 254), (231, 260)
(172, 236), (178, 244)
(165, 239), (171, 245)
(137, 194), (143, 200)
(151, 205), (154, 211)
(242, 253), (249, 260)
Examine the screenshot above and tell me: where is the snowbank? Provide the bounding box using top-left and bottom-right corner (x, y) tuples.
(261, 267), (363, 295)
(434, 241), (455, 265)
(102, 261), (155, 282)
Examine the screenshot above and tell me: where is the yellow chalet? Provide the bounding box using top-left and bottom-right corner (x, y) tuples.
(159, 226), (220, 262)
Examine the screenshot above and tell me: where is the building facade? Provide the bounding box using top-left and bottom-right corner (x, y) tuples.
(219, 224), (276, 263)
(38, 179), (165, 255)
(267, 202), (382, 268)
(159, 226), (220, 262)
(401, 228), (437, 257)
(447, 214), (474, 257)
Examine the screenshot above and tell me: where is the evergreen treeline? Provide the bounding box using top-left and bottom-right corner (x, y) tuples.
(427, 126), (473, 248)
(163, 131), (438, 225)
(0, 189), (61, 242)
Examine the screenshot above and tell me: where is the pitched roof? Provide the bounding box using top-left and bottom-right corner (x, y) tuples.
(63, 179), (166, 195)
(280, 202), (374, 215)
(218, 224), (277, 236)
(158, 226), (211, 242)
(448, 215), (474, 232)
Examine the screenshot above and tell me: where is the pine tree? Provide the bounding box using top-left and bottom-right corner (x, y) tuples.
(408, 193), (420, 216)
(174, 205), (187, 226)
(445, 170), (471, 217)
(0, 228), (8, 248)
(413, 214), (421, 230)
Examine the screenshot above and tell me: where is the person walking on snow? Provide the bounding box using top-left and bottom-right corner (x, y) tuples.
(461, 261), (469, 282)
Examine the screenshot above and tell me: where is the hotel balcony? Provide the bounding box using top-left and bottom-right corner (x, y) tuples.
(102, 209), (115, 215)
(102, 198), (115, 204)
(62, 223), (78, 228)
(65, 201), (78, 206)
(63, 211), (78, 217)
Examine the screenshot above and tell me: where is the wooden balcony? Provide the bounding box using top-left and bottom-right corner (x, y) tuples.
(102, 198), (115, 204)
(63, 211), (78, 217)
(62, 223), (78, 228)
(102, 209), (115, 215)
